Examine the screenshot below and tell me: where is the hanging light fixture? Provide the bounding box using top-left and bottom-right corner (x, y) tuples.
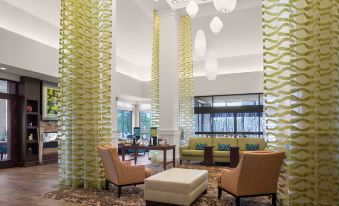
(186, 0), (199, 17)
(213, 0), (237, 13)
(210, 16), (223, 34)
(195, 30), (206, 58)
(205, 51), (218, 80)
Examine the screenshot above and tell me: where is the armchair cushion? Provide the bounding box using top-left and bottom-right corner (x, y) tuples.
(182, 150), (204, 156)
(213, 151), (230, 157)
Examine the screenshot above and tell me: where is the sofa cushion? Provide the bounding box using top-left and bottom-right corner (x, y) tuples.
(246, 143), (260, 151)
(182, 150), (204, 156)
(188, 138), (212, 150)
(218, 143), (230, 151)
(195, 143), (206, 150)
(212, 138), (237, 150)
(213, 151), (230, 157)
(237, 138), (267, 151)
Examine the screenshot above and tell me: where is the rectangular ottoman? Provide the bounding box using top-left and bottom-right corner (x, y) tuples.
(144, 168), (208, 206)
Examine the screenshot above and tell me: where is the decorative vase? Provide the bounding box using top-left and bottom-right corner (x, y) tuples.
(26, 105), (33, 112)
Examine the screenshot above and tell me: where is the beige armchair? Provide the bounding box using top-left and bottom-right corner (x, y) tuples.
(218, 151), (285, 206)
(97, 145), (152, 197)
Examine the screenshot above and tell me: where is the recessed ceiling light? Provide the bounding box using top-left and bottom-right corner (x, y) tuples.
(0, 67), (6, 70)
(172, 0), (178, 4)
(154, 0), (159, 2)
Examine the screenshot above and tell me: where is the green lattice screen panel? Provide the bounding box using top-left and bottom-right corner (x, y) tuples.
(178, 16), (194, 142)
(263, 0), (339, 205)
(58, 0), (112, 189)
(151, 10), (160, 128)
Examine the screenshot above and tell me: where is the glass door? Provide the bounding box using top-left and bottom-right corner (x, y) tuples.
(0, 79), (17, 168)
(0, 99), (10, 161)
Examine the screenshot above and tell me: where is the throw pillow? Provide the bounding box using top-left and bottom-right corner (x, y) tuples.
(218, 143), (230, 151)
(246, 143), (260, 151)
(195, 143), (206, 150)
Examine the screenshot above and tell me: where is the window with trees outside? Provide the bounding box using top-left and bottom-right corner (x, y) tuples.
(117, 110), (132, 138)
(194, 94), (263, 137)
(139, 111), (151, 138)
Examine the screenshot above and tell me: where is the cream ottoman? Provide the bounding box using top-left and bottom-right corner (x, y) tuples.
(144, 168), (208, 206)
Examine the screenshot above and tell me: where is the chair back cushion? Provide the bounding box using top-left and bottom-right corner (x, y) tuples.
(237, 138), (267, 151)
(188, 138), (212, 150)
(212, 138), (237, 151)
(97, 145), (119, 184)
(236, 151), (285, 196)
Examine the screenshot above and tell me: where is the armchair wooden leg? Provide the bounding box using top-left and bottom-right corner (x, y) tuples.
(272, 193), (277, 206)
(235, 197), (240, 206)
(117, 186), (122, 198)
(105, 179), (109, 190)
(218, 187), (222, 199)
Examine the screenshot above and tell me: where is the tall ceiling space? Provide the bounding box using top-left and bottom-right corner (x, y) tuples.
(0, 0), (262, 81)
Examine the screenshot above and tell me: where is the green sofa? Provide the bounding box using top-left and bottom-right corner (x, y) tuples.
(179, 137), (267, 163)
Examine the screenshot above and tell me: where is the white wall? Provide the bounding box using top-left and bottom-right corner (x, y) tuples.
(143, 71), (263, 98)
(0, 28), (59, 77)
(194, 71), (263, 96)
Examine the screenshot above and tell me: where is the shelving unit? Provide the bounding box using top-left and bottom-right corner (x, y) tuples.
(18, 77), (41, 167)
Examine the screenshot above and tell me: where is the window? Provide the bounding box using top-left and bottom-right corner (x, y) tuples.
(139, 111), (151, 138)
(194, 94), (263, 137)
(117, 110), (132, 138)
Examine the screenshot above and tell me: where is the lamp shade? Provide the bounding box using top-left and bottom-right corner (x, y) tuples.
(210, 16), (223, 34)
(194, 30), (206, 58)
(213, 0), (236, 13)
(186, 0), (199, 17)
(205, 51), (218, 80)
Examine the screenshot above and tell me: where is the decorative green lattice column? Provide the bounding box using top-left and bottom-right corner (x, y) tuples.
(178, 16), (194, 142)
(151, 10), (160, 128)
(58, 0), (112, 189)
(263, 0), (339, 205)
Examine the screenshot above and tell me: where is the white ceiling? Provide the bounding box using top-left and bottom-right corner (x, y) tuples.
(0, 0), (263, 81)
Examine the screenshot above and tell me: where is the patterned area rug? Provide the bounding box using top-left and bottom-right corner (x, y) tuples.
(44, 163), (271, 206)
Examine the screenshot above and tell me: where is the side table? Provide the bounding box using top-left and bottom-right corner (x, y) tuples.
(204, 146), (214, 166)
(230, 147), (240, 168)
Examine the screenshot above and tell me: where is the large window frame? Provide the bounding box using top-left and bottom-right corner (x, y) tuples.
(194, 93), (263, 137)
(139, 111), (151, 138)
(117, 109), (132, 138)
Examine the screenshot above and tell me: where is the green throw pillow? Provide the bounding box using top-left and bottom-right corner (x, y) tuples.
(246, 143), (260, 151)
(218, 143), (230, 151)
(195, 143), (206, 150)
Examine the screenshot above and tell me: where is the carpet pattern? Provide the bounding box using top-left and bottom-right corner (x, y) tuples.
(44, 163), (272, 206)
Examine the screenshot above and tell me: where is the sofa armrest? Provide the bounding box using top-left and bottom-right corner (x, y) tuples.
(179, 146), (189, 155)
(219, 168), (237, 194)
(120, 164), (146, 185)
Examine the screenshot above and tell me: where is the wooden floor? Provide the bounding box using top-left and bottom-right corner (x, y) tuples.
(0, 154), (151, 206)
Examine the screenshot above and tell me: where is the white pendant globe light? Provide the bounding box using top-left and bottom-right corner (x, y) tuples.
(213, 0), (236, 13)
(210, 16), (223, 34)
(186, 0), (199, 17)
(228, 0), (237, 12)
(205, 51), (218, 80)
(195, 30), (206, 58)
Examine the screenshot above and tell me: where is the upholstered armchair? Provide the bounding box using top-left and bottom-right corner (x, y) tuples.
(97, 145), (152, 197)
(218, 151), (285, 206)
